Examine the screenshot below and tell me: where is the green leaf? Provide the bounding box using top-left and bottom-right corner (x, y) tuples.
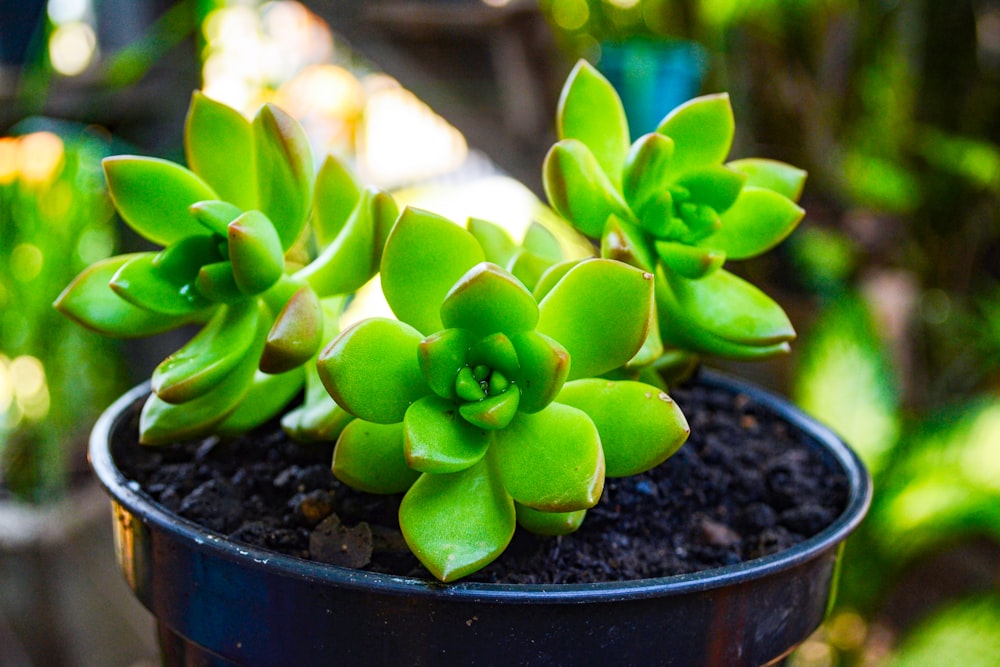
(380, 207), (484, 334)
(459, 385), (521, 430)
(312, 154), (362, 248)
(152, 300), (259, 403)
(655, 240), (726, 279)
(399, 458), (516, 581)
(556, 59), (630, 183)
(537, 259), (653, 380)
(622, 131), (676, 211)
(253, 103), (314, 250)
(333, 420), (418, 494)
(509, 331), (570, 413)
(515, 503), (586, 536)
(282, 362), (355, 442)
(154, 234), (224, 284)
(53, 255), (197, 338)
(728, 158), (807, 202)
(404, 395), (490, 473)
(467, 332), (520, 378)
(110, 252), (212, 315)
(467, 217), (516, 265)
(297, 187), (398, 298)
(317, 317), (427, 424)
(492, 403), (604, 512)
(532, 260), (579, 301)
(707, 186), (805, 260)
(522, 222), (562, 261)
(440, 263), (539, 338)
(557, 380), (689, 477)
(189, 200), (242, 237)
(216, 368), (305, 435)
(656, 93), (734, 173)
(543, 139), (631, 238)
(507, 250), (555, 293)
(418, 328), (475, 400)
(675, 165), (747, 215)
(260, 285), (324, 374)
(601, 214), (655, 272)
(184, 91), (257, 210)
(196, 261), (244, 303)
(228, 210), (285, 295)
(104, 156), (219, 246)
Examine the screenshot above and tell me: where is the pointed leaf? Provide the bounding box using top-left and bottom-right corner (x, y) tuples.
(728, 158), (807, 201)
(228, 210), (285, 295)
(515, 503), (586, 536)
(54, 255), (196, 338)
(189, 200), (242, 237)
(556, 59), (630, 183)
(217, 368), (305, 435)
(537, 259), (653, 380)
(111, 252), (212, 315)
(655, 240), (726, 279)
(312, 154), (362, 248)
(557, 379), (689, 477)
(627, 310), (664, 368)
(440, 263), (538, 337)
(332, 420), (419, 494)
(184, 91), (257, 209)
(404, 395), (490, 472)
(261, 285), (324, 374)
(656, 93), (735, 173)
(399, 459), (516, 581)
(459, 385), (521, 430)
(509, 331), (570, 413)
(676, 165), (747, 215)
(104, 156), (218, 246)
(543, 139), (631, 238)
(318, 317), (427, 424)
(622, 132), (676, 211)
(380, 207), (484, 334)
(297, 187), (399, 298)
(708, 186), (805, 259)
(152, 300), (258, 403)
(467, 217), (516, 265)
(492, 403), (604, 512)
(418, 328), (475, 400)
(601, 214), (655, 272)
(253, 103), (313, 250)
(522, 222), (562, 261)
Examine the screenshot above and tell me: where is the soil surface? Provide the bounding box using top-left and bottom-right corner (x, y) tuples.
(112, 374), (849, 584)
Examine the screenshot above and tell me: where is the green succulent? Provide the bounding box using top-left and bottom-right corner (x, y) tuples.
(316, 207), (690, 580)
(55, 93), (396, 445)
(544, 60), (807, 362)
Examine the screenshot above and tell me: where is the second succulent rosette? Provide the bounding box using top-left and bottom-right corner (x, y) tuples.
(317, 208), (690, 580)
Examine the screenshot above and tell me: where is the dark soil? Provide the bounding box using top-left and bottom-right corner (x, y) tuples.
(112, 374), (849, 584)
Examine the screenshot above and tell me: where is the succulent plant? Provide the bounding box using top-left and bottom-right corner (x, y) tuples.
(316, 207), (689, 580)
(55, 93), (396, 445)
(544, 60), (807, 362)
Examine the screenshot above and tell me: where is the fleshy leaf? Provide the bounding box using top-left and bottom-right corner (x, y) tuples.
(184, 91), (256, 210)
(467, 332), (520, 378)
(399, 458), (516, 581)
(492, 403), (604, 512)
(656, 93), (735, 173)
(440, 263), (538, 338)
(522, 223), (562, 262)
(152, 300), (258, 403)
(467, 218), (516, 265)
(380, 207), (484, 334)
(297, 187), (398, 298)
(515, 503), (586, 536)
(507, 250), (555, 294)
(216, 368), (305, 435)
(260, 285), (324, 374)
(655, 240), (726, 279)
(104, 156), (218, 246)
(154, 234), (223, 284)
(110, 252), (211, 315)
(532, 260), (579, 301)
(189, 200), (242, 237)
(318, 317), (427, 424)
(707, 187), (805, 260)
(282, 362), (354, 442)
(728, 158), (807, 201)
(228, 210), (285, 295)
(543, 139), (632, 238)
(509, 331), (570, 413)
(537, 259), (653, 380)
(333, 420), (418, 494)
(622, 132), (676, 211)
(312, 154), (362, 248)
(556, 59), (630, 183)
(601, 214), (655, 272)
(404, 395), (490, 473)
(675, 165), (747, 215)
(53, 255), (196, 338)
(557, 379), (690, 477)
(418, 328), (475, 400)
(458, 385), (521, 430)
(253, 103), (314, 250)
(196, 261), (243, 303)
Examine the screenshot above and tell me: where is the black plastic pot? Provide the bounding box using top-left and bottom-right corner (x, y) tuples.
(90, 371), (871, 667)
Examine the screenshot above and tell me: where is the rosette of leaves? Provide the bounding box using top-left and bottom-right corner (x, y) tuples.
(316, 207), (689, 581)
(543, 60), (808, 361)
(55, 93), (396, 445)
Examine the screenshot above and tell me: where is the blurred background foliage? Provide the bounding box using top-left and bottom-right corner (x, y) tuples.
(2, 0), (1000, 664)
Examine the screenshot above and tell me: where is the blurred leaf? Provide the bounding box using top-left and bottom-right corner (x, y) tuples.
(556, 59), (630, 183)
(185, 92), (256, 210)
(887, 596), (1000, 667)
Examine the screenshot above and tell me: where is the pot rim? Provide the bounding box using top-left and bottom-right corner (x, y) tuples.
(89, 369), (871, 604)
